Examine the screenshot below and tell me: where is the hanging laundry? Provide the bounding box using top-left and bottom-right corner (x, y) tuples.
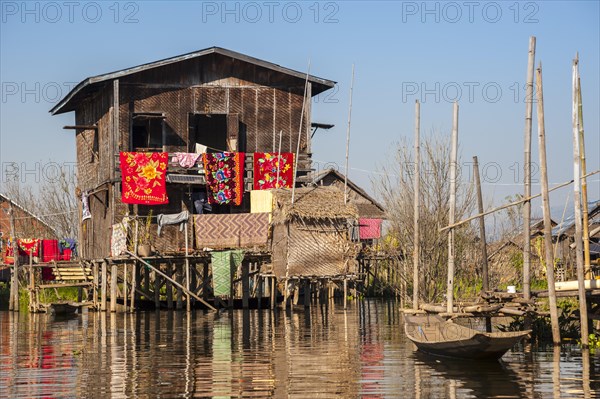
(250, 190), (273, 220)
(120, 152), (169, 205)
(359, 218), (383, 240)
(18, 238), (40, 256)
(82, 191), (92, 221)
(253, 152), (294, 190)
(3, 238), (15, 265)
(192, 190), (212, 214)
(59, 238), (77, 260)
(203, 152), (245, 205)
(156, 211), (189, 236)
(210, 250), (244, 297)
(195, 143), (208, 154)
(110, 220), (129, 257)
(171, 152), (202, 168)
(41, 239), (60, 262)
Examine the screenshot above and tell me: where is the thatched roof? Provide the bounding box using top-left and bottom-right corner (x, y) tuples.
(271, 186), (358, 223)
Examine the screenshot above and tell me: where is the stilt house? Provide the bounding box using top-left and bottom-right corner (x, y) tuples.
(51, 47), (336, 260)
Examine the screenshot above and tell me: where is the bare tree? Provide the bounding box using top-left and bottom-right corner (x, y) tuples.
(2, 167), (78, 239)
(373, 134), (477, 303)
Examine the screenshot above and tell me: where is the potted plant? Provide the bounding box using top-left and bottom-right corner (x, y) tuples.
(137, 211), (153, 257)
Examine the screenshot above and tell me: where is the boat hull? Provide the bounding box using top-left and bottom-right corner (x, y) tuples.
(404, 314), (530, 360)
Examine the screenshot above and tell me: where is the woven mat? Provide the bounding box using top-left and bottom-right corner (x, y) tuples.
(194, 213), (269, 249)
(211, 250), (244, 297)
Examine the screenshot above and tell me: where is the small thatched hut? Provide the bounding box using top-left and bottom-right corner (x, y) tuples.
(270, 186), (360, 279)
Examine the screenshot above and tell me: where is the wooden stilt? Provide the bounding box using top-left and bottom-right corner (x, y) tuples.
(123, 262), (128, 312)
(176, 263), (183, 310)
(130, 261), (137, 312)
(110, 263), (118, 312)
(304, 279), (311, 308)
(101, 261), (107, 312)
(154, 269), (160, 310)
(166, 263), (173, 310)
(343, 279), (348, 309)
(242, 261), (249, 309)
(93, 261), (99, 308)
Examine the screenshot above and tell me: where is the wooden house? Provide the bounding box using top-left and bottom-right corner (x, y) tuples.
(51, 47), (336, 260)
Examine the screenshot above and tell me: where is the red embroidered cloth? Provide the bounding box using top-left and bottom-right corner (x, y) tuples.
(120, 152), (169, 205)
(359, 218), (382, 240)
(18, 238), (40, 256)
(203, 152), (245, 205)
(253, 152), (294, 190)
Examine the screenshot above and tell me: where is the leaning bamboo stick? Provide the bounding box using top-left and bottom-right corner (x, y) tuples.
(439, 169), (600, 232)
(536, 62), (561, 345)
(291, 60), (311, 205)
(572, 55), (589, 346)
(412, 100), (421, 310)
(523, 36), (536, 300)
(446, 102), (459, 314)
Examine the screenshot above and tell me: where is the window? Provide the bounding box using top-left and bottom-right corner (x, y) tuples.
(131, 113), (164, 151)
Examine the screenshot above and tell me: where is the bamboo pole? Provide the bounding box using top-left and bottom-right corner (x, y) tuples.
(577, 72), (591, 278)
(536, 63), (561, 345)
(275, 130), (283, 188)
(185, 221), (190, 312)
(344, 64), (355, 204)
(291, 60), (311, 205)
(412, 100), (421, 310)
(439, 169), (599, 232)
(446, 102), (459, 314)
(101, 260), (107, 311)
(473, 157), (489, 291)
(7, 202), (19, 311)
(473, 156), (491, 333)
(572, 55), (589, 346)
(111, 263), (118, 312)
(523, 36), (536, 300)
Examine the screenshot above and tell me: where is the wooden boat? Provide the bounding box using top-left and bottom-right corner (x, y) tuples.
(404, 314), (530, 360)
(44, 301), (79, 316)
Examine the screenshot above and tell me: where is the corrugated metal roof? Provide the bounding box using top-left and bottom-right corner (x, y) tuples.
(552, 200), (600, 237)
(50, 46), (336, 115)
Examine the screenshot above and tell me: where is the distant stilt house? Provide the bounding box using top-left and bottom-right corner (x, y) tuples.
(552, 200), (600, 278)
(50, 47), (336, 260)
(311, 168), (386, 244)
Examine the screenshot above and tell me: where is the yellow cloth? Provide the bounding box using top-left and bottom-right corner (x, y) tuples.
(250, 190), (273, 221)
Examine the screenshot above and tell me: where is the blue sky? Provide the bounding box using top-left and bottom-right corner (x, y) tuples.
(1, 0), (598, 217)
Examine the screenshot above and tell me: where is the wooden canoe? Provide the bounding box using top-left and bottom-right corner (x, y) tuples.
(404, 314), (530, 360)
(44, 301), (79, 316)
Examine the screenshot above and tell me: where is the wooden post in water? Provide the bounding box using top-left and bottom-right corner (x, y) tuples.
(572, 55), (589, 347)
(111, 263), (118, 312)
(473, 156), (491, 332)
(101, 260), (107, 311)
(446, 102), (459, 314)
(412, 100), (421, 311)
(242, 261), (249, 309)
(522, 36), (536, 300)
(536, 63), (561, 345)
(7, 202), (19, 311)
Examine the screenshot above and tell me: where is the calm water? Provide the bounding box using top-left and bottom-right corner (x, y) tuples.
(0, 300), (598, 398)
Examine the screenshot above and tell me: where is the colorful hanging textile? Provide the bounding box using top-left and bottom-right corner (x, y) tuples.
(211, 250), (244, 297)
(18, 238), (40, 256)
(203, 152), (245, 205)
(253, 152), (294, 190)
(3, 238), (15, 265)
(359, 218), (383, 240)
(42, 240), (60, 262)
(120, 152), (169, 205)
